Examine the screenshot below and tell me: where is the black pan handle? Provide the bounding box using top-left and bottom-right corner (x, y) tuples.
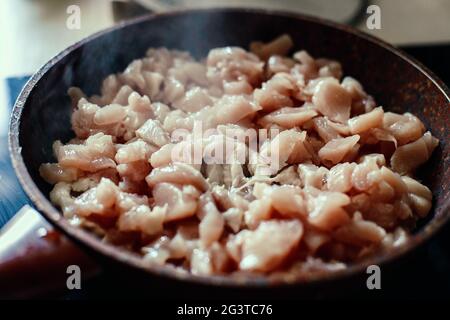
(0, 206), (101, 298)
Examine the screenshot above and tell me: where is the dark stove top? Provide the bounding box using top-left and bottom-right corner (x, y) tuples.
(1, 44), (449, 299)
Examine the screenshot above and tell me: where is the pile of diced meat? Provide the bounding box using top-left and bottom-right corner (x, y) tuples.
(40, 35), (438, 277)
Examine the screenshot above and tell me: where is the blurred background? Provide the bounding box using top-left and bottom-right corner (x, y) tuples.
(0, 0), (449, 299)
(1, 0), (450, 105)
(2, 0), (450, 132)
(2, 0), (450, 78)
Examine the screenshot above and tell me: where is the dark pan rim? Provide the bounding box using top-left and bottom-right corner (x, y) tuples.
(8, 7), (450, 288)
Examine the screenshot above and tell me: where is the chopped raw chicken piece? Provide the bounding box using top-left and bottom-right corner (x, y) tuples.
(298, 164), (328, 189)
(191, 242), (229, 275)
(71, 99), (101, 138)
(383, 112), (425, 145)
(57, 133), (116, 172)
(207, 47), (263, 87)
(312, 117), (341, 142)
(115, 139), (155, 164)
(327, 163), (356, 192)
(149, 143), (175, 168)
(93, 104), (126, 126)
(151, 102), (170, 122)
(49, 182), (74, 216)
(258, 106), (318, 128)
(198, 194), (225, 246)
(312, 78), (351, 123)
(391, 131), (438, 174)
(117, 160), (151, 182)
(117, 205), (166, 236)
(402, 176), (432, 217)
(244, 197), (272, 230)
(334, 212), (386, 246)
(303, 228), (330, 253)
(223, 208), (244, 233)
(40, 163), (79, 184)
(307, 191), (351, 231)
(250, 34), (294, 60)
(258, 129), (311, 174)
(254, 73), (296, 111)
(152, 183), (199, 222)
(72, 178), (119, 217)
(351, 154), (386, 191)
(112, 85), (134, 105)
(168, 222), (199, 259)
(136, 119), (170, 147)
(223, 80), (253, 95)
(236, 220), (303, 272)
(270, 185), (306, 217)
(293, 50), (318, 80)
(146, 163), (209, 191)
(266, 55), (296, 76)
(213, 95), (260, 126)
(272, 166), (302, 186)
(142, 236), (171, 265)
(348, 107), (383, 134)
(318, 135), (360, 165)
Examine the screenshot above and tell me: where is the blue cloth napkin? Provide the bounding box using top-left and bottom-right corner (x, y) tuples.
(0, 76), (32, 227)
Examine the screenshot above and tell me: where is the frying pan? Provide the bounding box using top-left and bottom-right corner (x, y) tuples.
(3, 8), (450, 298)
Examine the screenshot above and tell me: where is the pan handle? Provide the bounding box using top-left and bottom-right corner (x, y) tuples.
(0, 205), (101, 298)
